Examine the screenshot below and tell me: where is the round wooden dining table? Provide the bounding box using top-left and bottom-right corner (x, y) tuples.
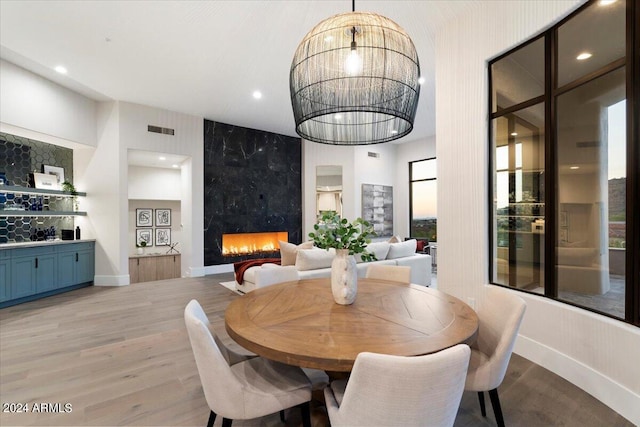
(225, 278), (479, 372)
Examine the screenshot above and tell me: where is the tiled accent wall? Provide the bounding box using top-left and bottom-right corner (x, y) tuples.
(0, 133), (74, 243)
(203, 120), (302, 266)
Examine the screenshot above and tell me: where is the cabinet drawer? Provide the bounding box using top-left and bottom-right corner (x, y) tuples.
(12, 245), (57, 257)
(57, 242), (94, 253)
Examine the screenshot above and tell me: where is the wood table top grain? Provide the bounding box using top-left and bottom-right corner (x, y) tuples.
(225, 278), (479, 372)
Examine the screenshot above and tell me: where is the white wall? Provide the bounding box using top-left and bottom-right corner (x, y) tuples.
(128, 166), (181, 200)
(395, 137), (436, 238)
(119, 102), (204, 278)
(128, 200), (181, 256)
(0, 60), (205, 283)
(0, 59), (97, 147)
(302, 141), (356, 238)
(435, 1), (639, 424)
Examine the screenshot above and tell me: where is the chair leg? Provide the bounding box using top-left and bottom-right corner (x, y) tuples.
(221, 418), (233, 427)
(300, 401), (311, 427)
(207, 411), (216, 427)
(477, 391), (486, 417)
(488, 388), (505, 427)
(280, 409), (285, 422)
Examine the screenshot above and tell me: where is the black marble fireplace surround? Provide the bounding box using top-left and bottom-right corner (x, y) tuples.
(203, 120), (302, 266)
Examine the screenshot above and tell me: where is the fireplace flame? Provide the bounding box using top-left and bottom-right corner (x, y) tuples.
(222, 231), (288, 256)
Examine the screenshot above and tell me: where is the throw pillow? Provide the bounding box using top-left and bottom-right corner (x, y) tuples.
(295, 248), (335, 271)
(279, 240), (314, 266)
(356, 241), (390, 263)
(387, 235), (402, 243)
(387, 239), (417, 259)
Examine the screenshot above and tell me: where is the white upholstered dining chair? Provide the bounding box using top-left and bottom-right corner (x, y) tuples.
(184, 299), (312, 427)
(324, 344), (471, 427)
(464, 285), (526, 427)
(365, 264), (411, 284)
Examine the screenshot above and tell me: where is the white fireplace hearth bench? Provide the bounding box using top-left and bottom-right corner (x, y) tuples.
(235, 239), (432, 293)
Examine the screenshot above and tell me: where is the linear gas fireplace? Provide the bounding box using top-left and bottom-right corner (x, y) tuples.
(222, 231), (288, 257)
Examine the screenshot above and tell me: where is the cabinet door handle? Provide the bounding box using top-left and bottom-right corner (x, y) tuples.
(137, 259), (140, 266)
(76, 253), (79, 262)
(35, 257), (38, 269)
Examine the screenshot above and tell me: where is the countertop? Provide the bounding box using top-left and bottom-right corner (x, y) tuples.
(0, 239), (96, 250)
(129, 252), (180, 259)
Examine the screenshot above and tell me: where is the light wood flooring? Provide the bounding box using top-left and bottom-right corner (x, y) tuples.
(0, 274), (634, 427)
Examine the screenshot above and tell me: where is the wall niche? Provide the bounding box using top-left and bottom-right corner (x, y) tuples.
(203, 120), (302, 266)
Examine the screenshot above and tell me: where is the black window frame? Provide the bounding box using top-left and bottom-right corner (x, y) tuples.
(488, 0), (639, 326)
(409, 157), (437, 240)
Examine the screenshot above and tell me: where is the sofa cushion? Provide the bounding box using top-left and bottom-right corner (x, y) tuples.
(279, 240), (314, 266)
(387, 239), (417, 259)
(387, 235), (402, 243)
(295, 248), (335, 271)
(356, 241), (390, 263)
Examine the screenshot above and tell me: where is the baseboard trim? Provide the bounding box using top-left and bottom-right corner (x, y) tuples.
(187, 266), (207, 277)
(93, 275), (130, 286)
(515, 335), (640, 425)
(204, 264), (234, 275)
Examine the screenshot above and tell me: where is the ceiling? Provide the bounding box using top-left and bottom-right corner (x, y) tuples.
(0, 1), (477, 145)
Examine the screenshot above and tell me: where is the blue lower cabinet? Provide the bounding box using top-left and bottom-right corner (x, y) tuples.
(57, 250), (77, 288)
(76, 249), (95, 284)
(10, 256), (37, 299)
(0, 257), (11, 303)
(1, 241), (95, 307)
(35, 252), (57, 293)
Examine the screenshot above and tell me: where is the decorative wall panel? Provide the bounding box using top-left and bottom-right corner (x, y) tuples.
(362, 184), (393, 237)
(203, 120), (301, 265)
(0, 133), (74, 243)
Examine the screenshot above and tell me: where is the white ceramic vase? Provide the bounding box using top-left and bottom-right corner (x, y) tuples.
(331, 249), (358, 305)
(137, 247), (144, 255)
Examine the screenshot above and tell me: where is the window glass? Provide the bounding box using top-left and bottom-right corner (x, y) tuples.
(557, 0), (626, 88)
(410, 158), (437, 241)
(491, 37), (544, 113)
(492, 103), (545, 292)
(556, 67), (626, 318)
(411, 158), (437, 181)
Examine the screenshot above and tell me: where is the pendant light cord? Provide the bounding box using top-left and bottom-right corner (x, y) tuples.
(352, 0), (355, 12)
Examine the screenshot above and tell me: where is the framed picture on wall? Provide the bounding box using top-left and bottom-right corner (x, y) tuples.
(42, 165), (65, 190)
(136, 208), (153, 227)
(136, 229), (153, 246)
(155, 228), (171, 246)
(33, 172), (58, 190)
(155, 209), (171, 226)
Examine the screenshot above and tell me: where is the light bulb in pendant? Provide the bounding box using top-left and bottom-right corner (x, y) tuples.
(345, 47), (362, 75)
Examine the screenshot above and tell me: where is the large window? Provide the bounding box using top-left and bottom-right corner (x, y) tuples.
(489, 0), (638, 325)
(410, 158), (437, 241)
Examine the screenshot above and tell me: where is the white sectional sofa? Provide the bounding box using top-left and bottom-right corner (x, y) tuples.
(236, 239), (432, 293)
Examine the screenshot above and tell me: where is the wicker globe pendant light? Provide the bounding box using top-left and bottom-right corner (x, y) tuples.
(289, 1), (421, 145)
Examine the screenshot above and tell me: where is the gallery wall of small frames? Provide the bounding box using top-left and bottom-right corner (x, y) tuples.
(135, 208), (171, 246)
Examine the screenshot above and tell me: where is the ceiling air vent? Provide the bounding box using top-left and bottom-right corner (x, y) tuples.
(368, 152), (380, 158)
(148, 125), (175, 136)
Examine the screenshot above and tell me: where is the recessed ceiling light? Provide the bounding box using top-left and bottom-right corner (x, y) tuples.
(54, 65), (67, 74)
(599, 0), (617, 5)
(510, 132), (518, 136)
(570, 166), (580, 170)
(159, 156), (166, 161)
(252, 91), (262, 99)
(334, 114), (343, 120)
(418, 76), (425, 85)
(576, 52), (592, 61)
(172, 164), (179, 168)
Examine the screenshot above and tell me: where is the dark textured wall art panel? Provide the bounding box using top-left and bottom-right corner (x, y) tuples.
(203, 120), (302, 266)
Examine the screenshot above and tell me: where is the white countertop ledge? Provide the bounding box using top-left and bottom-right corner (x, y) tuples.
(0, 239), (96, 250)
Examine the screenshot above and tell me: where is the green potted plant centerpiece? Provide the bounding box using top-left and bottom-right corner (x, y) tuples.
(309, 211), (376, 305)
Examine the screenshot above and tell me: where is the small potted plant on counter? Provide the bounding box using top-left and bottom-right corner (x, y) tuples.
(136, 240), (147, 255)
